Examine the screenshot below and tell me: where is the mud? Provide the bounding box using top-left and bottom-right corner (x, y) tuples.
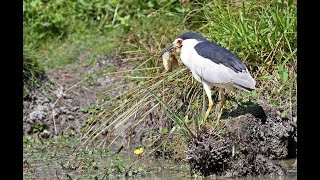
(186, 100), (297, 177)
(23, 53), (132, 138)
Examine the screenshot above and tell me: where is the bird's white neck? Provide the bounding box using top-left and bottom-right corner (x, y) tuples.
(180, 39), (202, 69)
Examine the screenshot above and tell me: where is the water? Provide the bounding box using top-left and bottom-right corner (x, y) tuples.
(125, 159), (297, 180)
(23, 140), (297, 179)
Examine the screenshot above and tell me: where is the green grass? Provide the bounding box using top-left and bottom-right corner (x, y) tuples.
(23, 0), (194, 69)
(37, 29), (123, 69)
(23, 45), (45, 97)
(199, 0), (297, 109)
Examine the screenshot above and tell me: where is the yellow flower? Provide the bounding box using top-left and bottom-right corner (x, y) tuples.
(134, 147), (144, 155)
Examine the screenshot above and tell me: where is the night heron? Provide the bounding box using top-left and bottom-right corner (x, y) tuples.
(162, 32), (256, 125)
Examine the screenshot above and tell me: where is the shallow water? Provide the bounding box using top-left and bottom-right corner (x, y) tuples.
(23, 139), (296, 179)
(124, 159), (297, 180)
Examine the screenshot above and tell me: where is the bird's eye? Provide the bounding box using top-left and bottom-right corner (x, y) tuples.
(177, 39), (183, 45)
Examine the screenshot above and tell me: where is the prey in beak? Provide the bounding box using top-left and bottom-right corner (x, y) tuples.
(159, 44), (180, 72)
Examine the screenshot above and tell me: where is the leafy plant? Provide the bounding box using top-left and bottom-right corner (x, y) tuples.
(105, 154), (127, 176)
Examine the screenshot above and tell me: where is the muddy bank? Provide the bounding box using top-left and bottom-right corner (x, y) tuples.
(187, 100), (297, 177)
(23, 52), (297, 178)
(23, 54), (132, 138)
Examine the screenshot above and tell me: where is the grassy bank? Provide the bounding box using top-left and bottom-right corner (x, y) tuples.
(78, 0), (296, 140)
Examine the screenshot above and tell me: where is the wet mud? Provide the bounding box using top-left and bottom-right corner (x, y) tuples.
(23, 54), (132, 138)
(187, 100), (297, 177)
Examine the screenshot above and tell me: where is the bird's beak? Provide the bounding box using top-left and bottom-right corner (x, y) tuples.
(159, 44), (174, 60)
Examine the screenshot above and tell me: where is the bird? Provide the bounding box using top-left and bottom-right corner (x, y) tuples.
(164, 32), (256, 126)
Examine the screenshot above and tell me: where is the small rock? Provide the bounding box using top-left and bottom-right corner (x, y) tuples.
(24, 124), (32, 134)
(52, 109), (59, 118)
(68, 115), (74, 120)
(73, 106), (79, 111)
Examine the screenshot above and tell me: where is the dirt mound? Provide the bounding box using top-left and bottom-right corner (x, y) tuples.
(187, 100), (296, 177)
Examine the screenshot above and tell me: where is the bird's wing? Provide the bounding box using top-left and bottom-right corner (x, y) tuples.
(194, 41), (247, 73)
(191, 53), (256, 90)
(192, 56), (234, 84)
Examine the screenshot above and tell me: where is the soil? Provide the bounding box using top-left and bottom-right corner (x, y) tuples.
(187, 100), (297, 177)
(23, 53), (133, 138)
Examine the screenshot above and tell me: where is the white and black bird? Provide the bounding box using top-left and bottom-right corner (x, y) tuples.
(162, 32), (256, 124)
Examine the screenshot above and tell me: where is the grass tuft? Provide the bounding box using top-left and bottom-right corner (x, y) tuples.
(23, 45), (45, 97)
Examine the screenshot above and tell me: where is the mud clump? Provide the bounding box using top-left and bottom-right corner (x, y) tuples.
(186, 100), (296, 177)
(187, 136), (231, 176)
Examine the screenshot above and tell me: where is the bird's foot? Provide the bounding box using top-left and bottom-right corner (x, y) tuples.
(198, 122), (212, 135)
(204, 123), (211, 131)
(198, 122), (211, 134)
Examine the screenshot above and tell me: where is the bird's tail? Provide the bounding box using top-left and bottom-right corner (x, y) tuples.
(233, 83), (255, 92)
(231, 67), (256, 92)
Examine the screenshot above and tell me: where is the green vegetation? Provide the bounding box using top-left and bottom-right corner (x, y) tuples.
(23, 45), (45, 97)
(23, 0), (193, 68)
(23, 0), (193, 92)
(24, 0), (296, 178)
(202, 0), (297, 108)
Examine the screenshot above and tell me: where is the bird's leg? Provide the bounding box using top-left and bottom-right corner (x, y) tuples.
(220, 88), (225, 108)
(216, 88), (225, 121)
(201, 83), (214, 128)
(203, 98), (214, 127)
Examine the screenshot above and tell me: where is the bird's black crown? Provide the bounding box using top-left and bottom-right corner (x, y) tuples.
(177, 32), (207, 41)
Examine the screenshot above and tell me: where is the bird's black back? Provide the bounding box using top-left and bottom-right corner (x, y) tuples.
(194, 41), (247, 73)
(177, 32), (247, 73)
